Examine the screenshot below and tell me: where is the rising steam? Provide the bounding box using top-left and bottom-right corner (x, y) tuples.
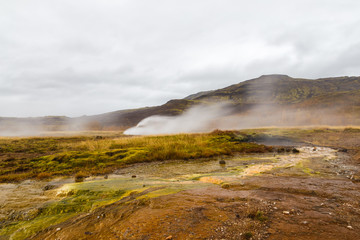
(124, 103), (232, 135)
(124, 101), (359, 135)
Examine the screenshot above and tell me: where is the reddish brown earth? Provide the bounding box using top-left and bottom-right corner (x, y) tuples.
(32, 176), (360, 240)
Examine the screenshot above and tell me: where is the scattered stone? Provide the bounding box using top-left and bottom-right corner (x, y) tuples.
(302, 221), (308, 225)
(131, 175), (137, 178)
(165, 235), (173, 240)
(221, 183), (230, 189)
(56, 228), (61, 231)
(351, 175), (360, 182)
(277, 148), (285, 153)
(283, 211), (290, 215)
(219, 159), (226, 165)
(347, 225), (353, 230)
(104, 175), (108, 179)
(292, 148), (300, 153)
(75, 176), (85, 182)
(43, 184), (56, 191)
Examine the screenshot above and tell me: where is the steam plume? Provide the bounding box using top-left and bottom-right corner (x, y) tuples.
(124, 103), (232, 135)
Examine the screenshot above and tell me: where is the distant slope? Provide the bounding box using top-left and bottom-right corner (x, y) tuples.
(1, 74), (360, 132)
(81, 74), (360, 128)
(76, 99), (198, 129)
(190, 74), (360, 104)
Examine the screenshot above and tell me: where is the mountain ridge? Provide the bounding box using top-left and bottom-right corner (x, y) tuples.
(1, 74), (360, 133)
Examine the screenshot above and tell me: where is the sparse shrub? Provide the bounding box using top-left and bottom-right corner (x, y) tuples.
(36, 172), (52, 180)
(292, 148), (300, 153)
(247, 210), (268, 222)
(343, 127), (360, 133)
(75, 172), (88, 182)
(244, 232), (253, 240)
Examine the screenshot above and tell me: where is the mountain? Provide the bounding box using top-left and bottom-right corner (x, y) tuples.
(189, 74), (360, 104)
(1, 74), (360, 133)
(83, 74), (360, 128)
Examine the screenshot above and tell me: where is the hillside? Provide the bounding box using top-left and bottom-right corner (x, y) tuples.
(1, 74), (360, 133)
(86, 74), (360, 128)
(190, 74), (360, 104)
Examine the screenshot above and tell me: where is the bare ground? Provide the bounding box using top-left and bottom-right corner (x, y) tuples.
(31, 130), (360, 240)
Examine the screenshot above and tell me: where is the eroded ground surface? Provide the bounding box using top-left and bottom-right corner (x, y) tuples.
(1, 129), (360, 240)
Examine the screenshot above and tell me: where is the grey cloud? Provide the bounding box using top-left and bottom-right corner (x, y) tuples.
(1, 0), (360, 117)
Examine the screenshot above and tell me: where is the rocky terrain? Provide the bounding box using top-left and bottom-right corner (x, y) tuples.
(1, 128), (359, 240)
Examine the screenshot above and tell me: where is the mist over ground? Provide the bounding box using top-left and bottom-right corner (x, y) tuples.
(124, 103), (232, 135)
(124, 102), (357, 135)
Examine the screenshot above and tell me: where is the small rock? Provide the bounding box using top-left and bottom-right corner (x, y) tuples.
(104, 175), (108, 179)
(283, 211), (290, 215)
(302, 221), (308, 225)
(219, 159), (226, 165)
(165, 235), (173, 240)
(56, 227), (61, 231)
(351, 175), (360, 182)
(131, 175), (136, 178)
(43, 184), (56, 191)
(277, 148), (285, 153)
(292, 148), (300, 153)
(347, 225), (353, 230)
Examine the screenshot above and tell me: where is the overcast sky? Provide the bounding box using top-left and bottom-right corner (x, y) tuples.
(1, 0), (360, 117)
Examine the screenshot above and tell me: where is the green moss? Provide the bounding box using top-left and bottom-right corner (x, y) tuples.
(294, 161), (319, 176)
(0, 131), (271, 183)
(0, 213), (76, 240)
(0, 181), (130, 240)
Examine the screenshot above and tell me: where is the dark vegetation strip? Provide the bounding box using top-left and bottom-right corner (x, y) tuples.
(0, 131), (272, 182)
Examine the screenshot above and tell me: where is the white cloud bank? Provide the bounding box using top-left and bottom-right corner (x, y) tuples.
(1, 0), (360, 117)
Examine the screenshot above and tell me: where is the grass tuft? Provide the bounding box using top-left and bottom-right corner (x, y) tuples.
(0, 131), (271, 182)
